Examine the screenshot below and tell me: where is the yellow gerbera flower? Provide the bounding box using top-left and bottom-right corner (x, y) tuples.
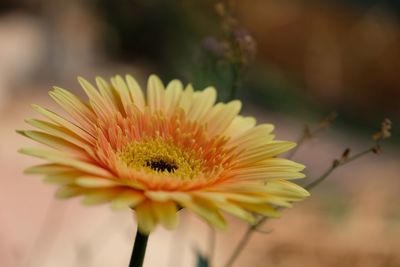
(19, 74), (309, 234)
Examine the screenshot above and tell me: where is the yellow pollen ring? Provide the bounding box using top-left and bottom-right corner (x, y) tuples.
(117, 137), (203, 180)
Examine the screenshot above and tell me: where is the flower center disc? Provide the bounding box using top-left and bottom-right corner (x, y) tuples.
(118, 137), (203, 180)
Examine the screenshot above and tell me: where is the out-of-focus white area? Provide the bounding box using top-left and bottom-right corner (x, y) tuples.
(0, 13), (45, 111)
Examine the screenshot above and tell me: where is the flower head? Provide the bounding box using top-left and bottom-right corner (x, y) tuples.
(19, 74), (309, 233)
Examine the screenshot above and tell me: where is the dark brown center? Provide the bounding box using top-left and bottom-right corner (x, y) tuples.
(145, 159), (177, 173)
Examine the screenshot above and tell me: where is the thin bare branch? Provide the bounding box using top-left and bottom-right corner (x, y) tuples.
(222, 118), (391, 267)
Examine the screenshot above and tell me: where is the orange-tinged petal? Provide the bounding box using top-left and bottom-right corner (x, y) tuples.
(21, 74), (309, 233)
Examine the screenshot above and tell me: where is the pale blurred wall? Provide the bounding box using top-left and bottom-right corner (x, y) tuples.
(41, 1), (103, 80)
(0, 0), (104, 114)
(0, 13), (45, 112)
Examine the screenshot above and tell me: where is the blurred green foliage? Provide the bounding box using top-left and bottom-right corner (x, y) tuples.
(95, 0), (217, 76)
(92, 0), (398, 142)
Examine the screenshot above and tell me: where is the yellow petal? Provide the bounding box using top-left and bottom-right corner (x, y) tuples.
(152, 201), (178, 229)
(147, 74), (165, 112)
(78, 77), (113, 120)
(178, 83), (194, 113)
(247, 158), (305, 170)
(75, 177), (119, 188)
(111, 75), (133, 114)
(187, 87), (217, 121)
(230, 158), (305, 181)
(55, 185), (82, 198)
(236, 141), (296, 164)
(216, 201), (255, 223)
(145, 191), (191, 203)
(126, 74), (145, 111)
(266, 180), (310, 198)
(96, 76), (118, 111)
(78, 77), (102, 104)
(19, 147), (112, 177)
(182, 197), (227, 230)
(24, 164), (73, 175)
(164, 79), (183, 116)
(49, 87), (96, 133)
(81, 189), (120, 205)
(224, 116), (256, 140)
(204, 192), (270, 204)
(237, 202), (280, 217)
(24, 119), (92, 153)
(206, 100), (242, 135)
(32, 104), (95, 143)
(44, 174), (75, 185)
(111, 191), (145, 210)
(234, 171), (305, 182)
(265, 196), (293, 207)
(228, 124), (274, 149)
(18, 130), (87, 159)
(135, 201), (157, 234)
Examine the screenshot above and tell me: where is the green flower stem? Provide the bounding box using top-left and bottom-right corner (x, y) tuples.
(129, 229), (149, 267)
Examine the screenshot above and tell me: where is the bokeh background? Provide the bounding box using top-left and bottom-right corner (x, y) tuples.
(1, 1), (399, 267)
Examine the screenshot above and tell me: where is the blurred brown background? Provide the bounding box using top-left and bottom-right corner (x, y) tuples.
(0, 1), (399, 267)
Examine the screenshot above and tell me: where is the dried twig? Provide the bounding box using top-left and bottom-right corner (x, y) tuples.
(222, 118), (392, 267)
(287, 112), (337, 159)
